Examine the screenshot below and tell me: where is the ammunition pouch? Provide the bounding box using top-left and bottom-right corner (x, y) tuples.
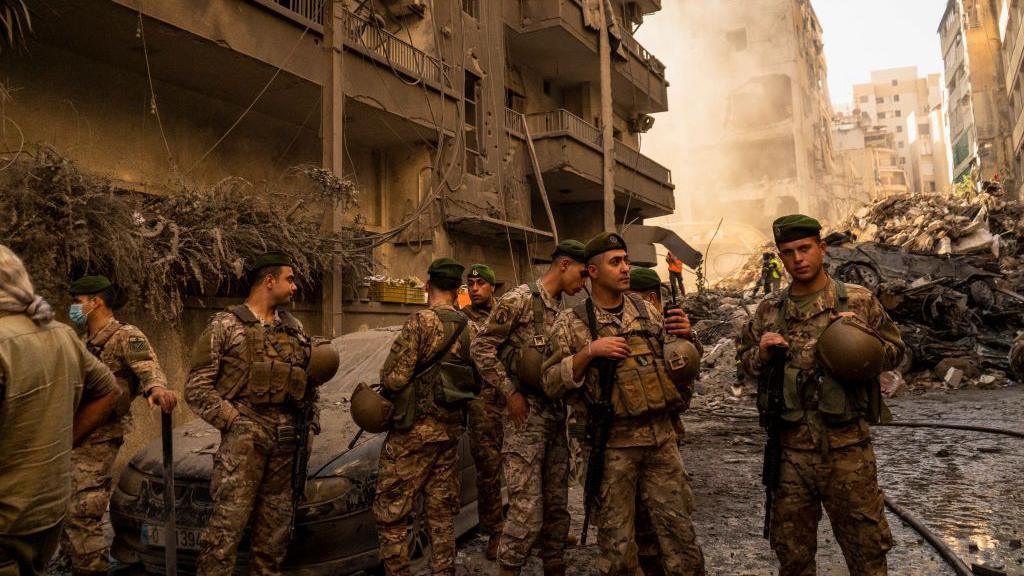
(221, 305), (310, 407)
(275, 424), (299, 445)
(500, 338), (548, 395)
(388, 385), (417, 432)
(610, 333), (682, 419)
(248, 360), (307, 405)
(433, 360), (480, 406)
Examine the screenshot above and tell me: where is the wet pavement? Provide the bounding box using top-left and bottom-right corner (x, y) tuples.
(459, 386), (1024, 575)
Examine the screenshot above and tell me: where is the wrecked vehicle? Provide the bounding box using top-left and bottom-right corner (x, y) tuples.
(110, 328), (483, 575)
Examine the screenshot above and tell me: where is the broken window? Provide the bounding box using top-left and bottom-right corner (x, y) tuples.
(920, 123), (931, 136)
(859, 95), (869, 103)
(726, 74), (793, 130)
(876, 97), (885, 104)
(894, 94), (901, 102)
(464, 71), (484, 176)
(895, 110), (902, 117)
(462, 0), (479, 19)
(726, 28), (748, 51)
(723, 135), (797, 188)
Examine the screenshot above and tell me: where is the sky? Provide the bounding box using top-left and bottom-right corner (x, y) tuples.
(815, 0), (948, 106)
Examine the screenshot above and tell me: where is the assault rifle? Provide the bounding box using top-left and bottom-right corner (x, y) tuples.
(759, 345), (787, 540)
(580, 299), (618, 545)
(290, 393), (316, 536)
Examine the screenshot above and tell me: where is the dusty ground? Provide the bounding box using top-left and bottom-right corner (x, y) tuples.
(458, 387), (1024, 575)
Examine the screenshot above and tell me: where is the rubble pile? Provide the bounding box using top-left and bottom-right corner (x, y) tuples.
(714, 242), (776, 292)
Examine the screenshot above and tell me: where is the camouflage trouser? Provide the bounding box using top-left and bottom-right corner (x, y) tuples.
(596, 440), (705, 576)
(61, 437), (121, 573)
(373, 431), (460, 576)
(197, 417), (296, 576)
(635, 416), (688, 576)
(467, 393), (505, 538)
(497, 401), (570, 570)
(770, 442), (892, 576)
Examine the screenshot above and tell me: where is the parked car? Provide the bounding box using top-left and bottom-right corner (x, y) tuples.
(110, 327), (483, 575)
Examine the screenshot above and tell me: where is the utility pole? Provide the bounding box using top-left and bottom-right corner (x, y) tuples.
(322, 1), (345, 336)
(598, 0), (615, 233)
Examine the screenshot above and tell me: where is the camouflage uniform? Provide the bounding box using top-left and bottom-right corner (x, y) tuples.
(185, 306), (311, 576)
(373, 304), (471, 576)
(62, 319), (167, 575)
(544, 295), (705, 576)
(470, 281), (570, 573)
(463, 303), (506, 541)
(737, 278), (904, 576)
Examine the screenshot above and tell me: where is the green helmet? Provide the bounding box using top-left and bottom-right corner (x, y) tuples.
(664, 338), (701, 384)
(816, 318), (885, 384)
(350, 382), (393, 433)
(307, 338), (340, 385)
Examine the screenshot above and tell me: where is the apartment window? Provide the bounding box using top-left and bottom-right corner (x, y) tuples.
(919, 123), (931, 136)
(895, 110), (902, 117)
(896, 126), (903, 133)
(878, 112), (887, 119)
(876, 97), (884, 104)
(894, 94), (901, 102)
(859, 95), (869, 103)
(464, 72), (484, 175)
(891, 79), (899, 86)
(462, 0), (479, 18)
(726, 29), (748, 51)
(929, 181), (937, 192)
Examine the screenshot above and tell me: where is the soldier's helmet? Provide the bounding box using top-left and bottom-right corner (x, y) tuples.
(350, 382), (393, 433)
(815, 317), (885, 384)
(665, 338), (701, 384)
(308, 338), (341, 384)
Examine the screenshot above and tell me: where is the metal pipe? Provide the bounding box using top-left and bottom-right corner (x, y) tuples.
(883, 495), (972, 576)
(880, 421), (1024, 438)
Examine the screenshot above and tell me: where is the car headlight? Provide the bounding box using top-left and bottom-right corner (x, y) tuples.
(301, 476), (353, 521)
(118, 468), (145, 498)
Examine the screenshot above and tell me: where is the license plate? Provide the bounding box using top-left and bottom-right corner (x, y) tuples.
(142, 524), (203, 551)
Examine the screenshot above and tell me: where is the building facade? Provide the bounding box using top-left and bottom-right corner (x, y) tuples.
(832, 110), (909, 204)
(940, 0), (1014, 186)
(851, 67), (951, 193)
(998, 0), (1024, 197)
(674, 0), (837, 232)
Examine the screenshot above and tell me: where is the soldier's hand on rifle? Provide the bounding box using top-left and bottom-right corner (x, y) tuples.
(758, 332), (789, 363)
(664, 308), (692, 338)
(507, 392), (530, 428)
(589, 336), (630, 360)
(147, 386), (178, 414)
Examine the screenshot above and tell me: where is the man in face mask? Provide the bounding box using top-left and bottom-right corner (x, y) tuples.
(62, 275), (176, 576)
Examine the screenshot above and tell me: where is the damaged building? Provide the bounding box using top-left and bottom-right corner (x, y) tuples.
(674, 0), (838, 233)
(832, 110), (909, 206)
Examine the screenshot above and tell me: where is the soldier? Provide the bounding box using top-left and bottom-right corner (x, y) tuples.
(737, 215), (905, 576)
(373, 258), (478, 576)
(61, 275), (178, 576)
(0, 245), (120, 576)
(461, 263), (505, 558)
(185, 252), (314, 576)
(470, 240), (588, 576)
(543, 233), (706, 576)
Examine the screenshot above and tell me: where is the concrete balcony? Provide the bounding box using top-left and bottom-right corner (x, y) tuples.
(509, 109), (674, 218)
(505, 0), (669, 114)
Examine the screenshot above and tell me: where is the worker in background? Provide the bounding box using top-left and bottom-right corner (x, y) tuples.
(760, 252), (784, 295)
(666, 252), (685, 298)
(62, 275), (177, 576)
(0, 245), (120, 576)
(463, 263), (505, 558)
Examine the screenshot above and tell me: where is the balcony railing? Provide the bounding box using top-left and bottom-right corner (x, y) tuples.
(253, 0), (324, 27)
(344, 10), (452, 89)
(621, 30), (667, 78)
(506, 108), (527, 137)
(519, 109), (671, 185)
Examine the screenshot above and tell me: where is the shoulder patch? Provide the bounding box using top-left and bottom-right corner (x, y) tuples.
(127, 336), (153, 362)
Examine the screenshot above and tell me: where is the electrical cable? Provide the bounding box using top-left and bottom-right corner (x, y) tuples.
(137, 4), (175, 170)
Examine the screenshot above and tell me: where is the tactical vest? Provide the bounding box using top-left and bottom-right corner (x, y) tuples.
(498, 283), (550, 394)
(392, 308), (480, 431)
(765, 280), (890, 426)
(575, 294), (683, 419)
(87, 321), (136, 420)
(216, 305), (310, 406)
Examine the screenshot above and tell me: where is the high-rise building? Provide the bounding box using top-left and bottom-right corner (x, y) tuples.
(851, 67), (950, 193)
(940, 0), (1014, 186)
(832, 110), (909, 204)
(997, 0), (1024, 197)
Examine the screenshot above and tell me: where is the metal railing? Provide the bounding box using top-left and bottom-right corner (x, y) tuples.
(621, 30), (667, 78)
(253, 0), (324, 26)
(505, 108), (527, 137)
(521, 109), (671, 184)
(344, 10), (452, 88)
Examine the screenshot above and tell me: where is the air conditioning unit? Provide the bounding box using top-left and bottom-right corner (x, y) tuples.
(628, 114), (656, 133)
(380, 0), (427, 17)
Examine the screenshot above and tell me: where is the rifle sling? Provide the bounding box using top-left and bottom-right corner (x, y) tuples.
(413, 311), (468, 380)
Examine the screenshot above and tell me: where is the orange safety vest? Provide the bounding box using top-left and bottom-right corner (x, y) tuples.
(666, 254), (683, 274)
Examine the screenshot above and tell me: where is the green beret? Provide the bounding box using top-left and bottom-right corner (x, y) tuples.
(69, 275), (112, 296)
(467, 264), (496, 285)
(584, 232), (628, 261)
(428, 258), (465, 282)
(629, 267), (662, 292)
(773, 215), (822, 245)
(248, 251), (292, 274)
(551, 239), (586, 263)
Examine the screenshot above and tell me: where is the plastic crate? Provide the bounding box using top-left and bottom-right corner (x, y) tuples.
(369, 284), (426, 304)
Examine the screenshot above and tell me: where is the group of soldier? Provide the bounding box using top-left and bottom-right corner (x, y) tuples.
(0, 210), (972, 576)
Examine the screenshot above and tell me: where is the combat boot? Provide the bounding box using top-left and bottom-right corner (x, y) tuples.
(543, 558), (566, 576)
(485, 535), (500, 560)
